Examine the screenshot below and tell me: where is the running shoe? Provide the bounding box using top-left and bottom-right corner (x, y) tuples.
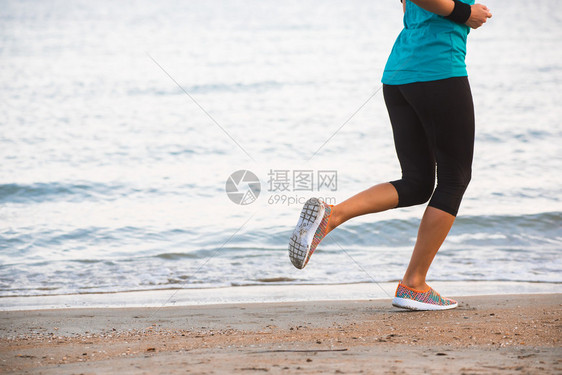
(289, 198), (332, 269)
(392, 282), (458, 311)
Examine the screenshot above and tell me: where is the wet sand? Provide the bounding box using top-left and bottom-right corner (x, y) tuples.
(1, 294), (560, 374)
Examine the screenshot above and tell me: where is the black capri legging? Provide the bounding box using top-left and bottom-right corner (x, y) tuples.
(383, 76), (475, 217)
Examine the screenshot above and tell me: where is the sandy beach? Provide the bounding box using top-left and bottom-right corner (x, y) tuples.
(1, 293), (560, 374)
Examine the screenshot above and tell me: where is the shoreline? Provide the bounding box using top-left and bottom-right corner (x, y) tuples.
(1, 294), (560, 374)
(0, 280), (559, 311)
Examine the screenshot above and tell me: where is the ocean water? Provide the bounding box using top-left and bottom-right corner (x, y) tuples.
(1, 0), (561, 299)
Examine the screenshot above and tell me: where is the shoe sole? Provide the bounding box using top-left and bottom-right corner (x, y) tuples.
(392, 297), (458, 311)
(289, 198), (325, 269)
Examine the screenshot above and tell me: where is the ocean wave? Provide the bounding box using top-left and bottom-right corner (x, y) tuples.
(1, 212), (560, 260)
(0, 181), (198, 204)
(0, 211), (560, 297)
(0, 182), (124, 203)
(128, 80), (285, 96)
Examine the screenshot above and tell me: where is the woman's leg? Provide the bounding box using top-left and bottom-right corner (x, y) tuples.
(401, 206), (455, 290)
(327, 182), (398, 233)
(398, 77), (475, 290)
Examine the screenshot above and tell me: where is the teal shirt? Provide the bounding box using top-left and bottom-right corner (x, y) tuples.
(382, 0), (474, 85)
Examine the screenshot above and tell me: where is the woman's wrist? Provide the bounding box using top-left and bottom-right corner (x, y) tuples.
(444, 0), (472, 24)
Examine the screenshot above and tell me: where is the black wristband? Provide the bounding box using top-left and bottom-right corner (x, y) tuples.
(444, 0), (471, 24)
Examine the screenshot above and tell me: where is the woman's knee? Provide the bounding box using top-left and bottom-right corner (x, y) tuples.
(430, 169), (472, 216)
(410, 180), (435, 205)
(447, 168), (472, 192)
(391, 176), (435, 207)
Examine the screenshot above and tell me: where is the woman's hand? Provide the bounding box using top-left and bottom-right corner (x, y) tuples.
(465, 4), (492, 29)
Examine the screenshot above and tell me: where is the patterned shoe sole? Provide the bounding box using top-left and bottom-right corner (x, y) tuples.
(391, 297), (458, 311)
(289, 198), (325, 269)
